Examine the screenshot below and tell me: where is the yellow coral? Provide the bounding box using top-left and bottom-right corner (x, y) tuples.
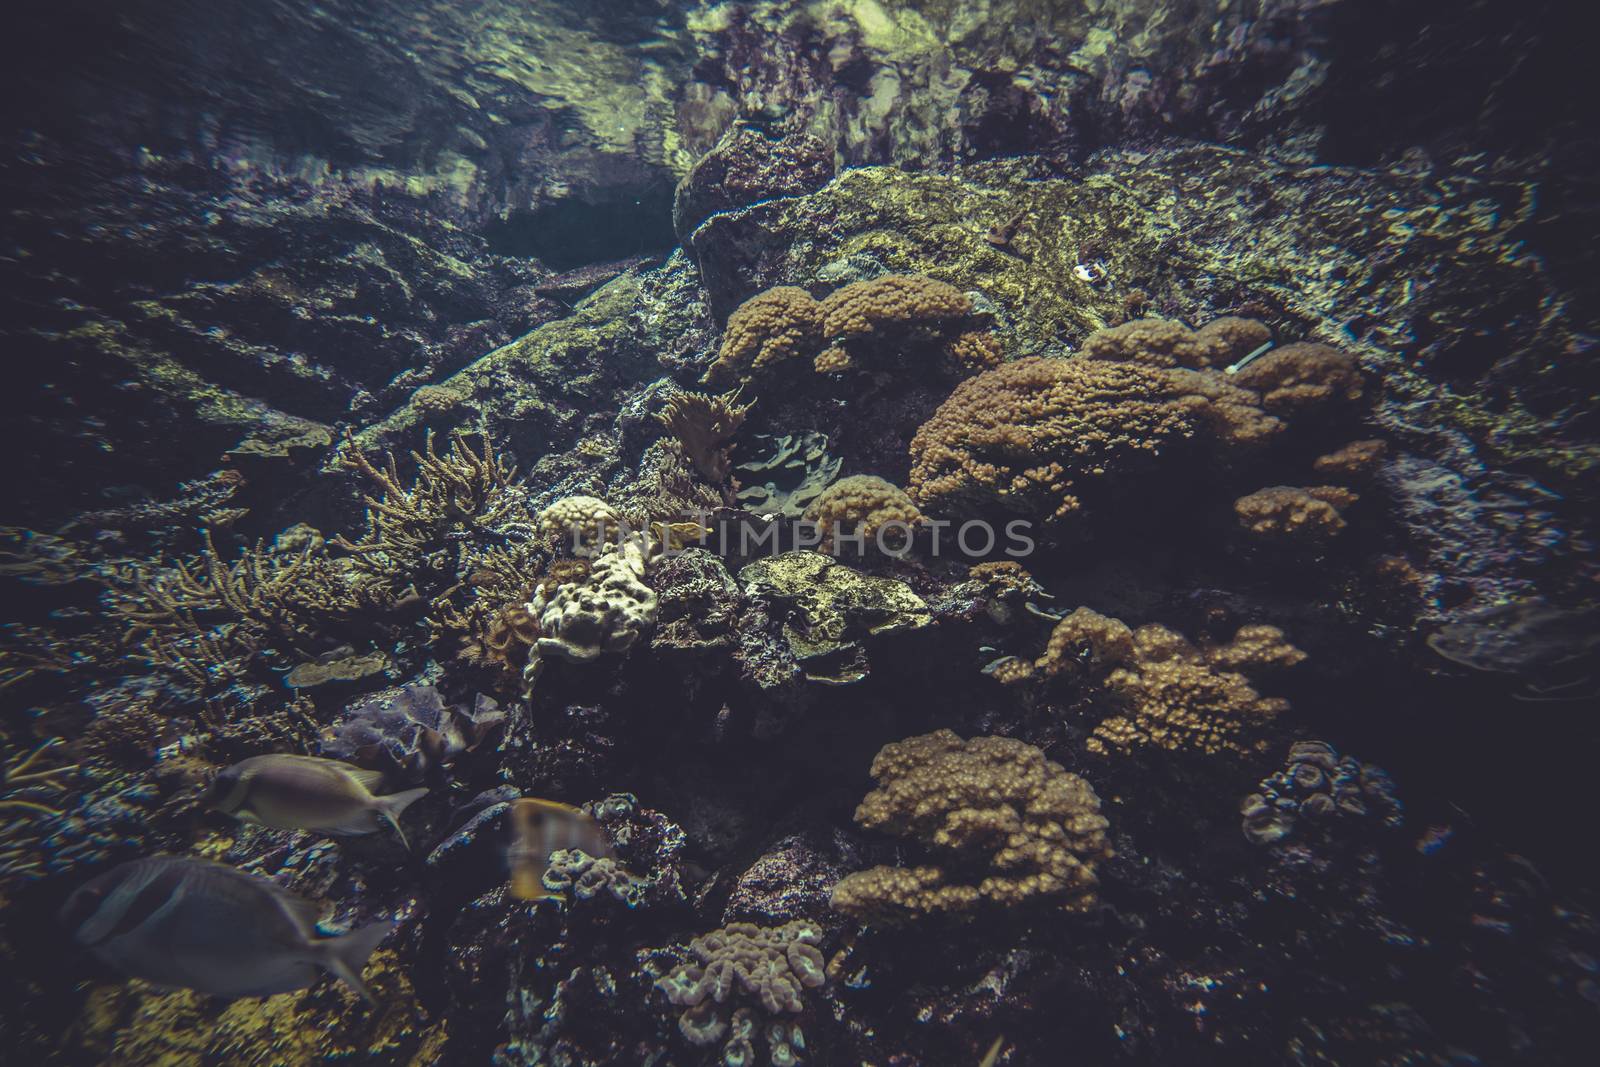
(830, 729), (1110, 922)
(1233, 485), (1359, 544)
(1081, 316), (1271, 370)
(1231, 341), (1364, 415)
(701, 286), (823, 386)
(802, 475), (925, 555)
(908, 356), (1278, 525)
(818, 274), (972, 341)
(1086, 622), (1305, 756)
(1313, 438), (1389, 479)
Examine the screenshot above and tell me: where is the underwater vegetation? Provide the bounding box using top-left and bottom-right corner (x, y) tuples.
(2, 1), (1598, 1065)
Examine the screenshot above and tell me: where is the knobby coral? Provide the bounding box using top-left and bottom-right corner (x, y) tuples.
(1084, 619), (1307, 756)
(1234, 485), (1360, 545)
(830, 729), (1111, 923)
(1229, 341), (1364, 416)
(537, 495), (623, 556)
(1240, 740), (1403, 845)
(1081, 315), (1271, 369)
(702, 286), (823, 386)
(801, 474), (925, 556)
(522, 532), (658, 692)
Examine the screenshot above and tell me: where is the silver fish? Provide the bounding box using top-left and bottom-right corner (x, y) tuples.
(506, 798), (616, 901)
(61, 855), (392, 1003)
(205, 754), (428, 848)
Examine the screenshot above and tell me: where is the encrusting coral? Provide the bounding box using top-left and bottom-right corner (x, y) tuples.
(829, 729), (1111, 923)
(1234, 485), (1360, 545)
(656, 388), (753, 484)
(655, 919), (826, 1063)
(801, 474), (925, 556)
(908, 355), (1278, 526)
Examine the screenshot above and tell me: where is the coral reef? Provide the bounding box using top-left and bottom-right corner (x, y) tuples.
(1081, 316), (1271, 369)
(1230, 342), (1365, 417)
(536, 496), (623, 556)
(702, 287), (823, 387)
(734, 433), (842, 519)
(656, 388), (753, 485)
(320, 684), (505, 785)
(831, 730), (1111, 923)
(523, 533), (658, 691)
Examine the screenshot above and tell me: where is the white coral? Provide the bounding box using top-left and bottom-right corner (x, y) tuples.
(522, 533), (658, 691)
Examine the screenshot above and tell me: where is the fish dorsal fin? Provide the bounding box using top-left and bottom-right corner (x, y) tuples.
(344, 767), (388, 793)
(277, 892), (326, 938)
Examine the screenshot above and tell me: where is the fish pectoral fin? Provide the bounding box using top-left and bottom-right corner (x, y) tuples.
(315, 920), (394, 1007)
(345, 767), (388, 793)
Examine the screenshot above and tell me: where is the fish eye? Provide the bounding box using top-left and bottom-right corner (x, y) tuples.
(59, 886), (105, 932)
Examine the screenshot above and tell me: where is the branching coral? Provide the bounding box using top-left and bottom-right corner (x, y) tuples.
(1234, 485), (1359, 545)
(656, 388), (754, 484)
(702, 287), (823, 386)
(335, 429), (525, 591)
(801, 474), (925, 556)
(908, 356), (1278, 526)
(106, 529), (384, 684)
(829, 729), (1111, 923)
(655, 919), (826, 1061)
(1081, 316), (1271, 370)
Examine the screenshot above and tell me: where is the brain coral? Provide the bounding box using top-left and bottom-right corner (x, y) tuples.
(701, 286), (823, 386)
(537, 495), (623, 555)
(655, 920), (826, 1057)
(1086, 621), (1306, 756)
(908, 356), (1279, 525)
(1081, 315), (1271, 369)
(801, 474), (925, 556)
(1233, 485), (1360, 545)
(829, 729), (1111, 923)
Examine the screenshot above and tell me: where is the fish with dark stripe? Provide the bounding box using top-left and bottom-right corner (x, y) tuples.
(61, 855), (392, 1003)
(505, 798), (617, 901)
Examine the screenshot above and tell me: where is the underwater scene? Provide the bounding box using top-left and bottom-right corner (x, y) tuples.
(1, 1), (1597, 1063)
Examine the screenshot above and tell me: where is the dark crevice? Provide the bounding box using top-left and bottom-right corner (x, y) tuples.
(483, 185), (678, 269)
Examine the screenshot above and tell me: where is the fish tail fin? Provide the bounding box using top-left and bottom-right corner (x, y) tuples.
(319, 920), (394, 1006)
(376, 787), (429, 850)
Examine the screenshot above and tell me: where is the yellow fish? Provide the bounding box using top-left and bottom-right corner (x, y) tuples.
(505, 797), (616, 901)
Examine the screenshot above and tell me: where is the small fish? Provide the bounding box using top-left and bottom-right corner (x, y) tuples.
(61, 855), (392, 1003)
(505, 797), (616, 901)
(205, 754), (428, 849)
(978, 1034), (1005, 1067)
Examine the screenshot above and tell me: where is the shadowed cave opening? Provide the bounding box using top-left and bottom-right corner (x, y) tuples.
(483, 185), (678, 269)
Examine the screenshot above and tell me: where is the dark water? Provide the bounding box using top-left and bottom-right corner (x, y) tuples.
(2, 1), (1597, 1064)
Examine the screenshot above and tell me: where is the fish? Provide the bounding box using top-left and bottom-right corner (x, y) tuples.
(204, 754), (429, 849)
(60, 855), (392, 1003)
(978, 1034), (1005, 1067)
(505, 797), (616, 902)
